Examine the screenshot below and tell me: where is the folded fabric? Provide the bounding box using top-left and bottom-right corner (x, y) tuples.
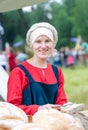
(61, 102), (85, 114)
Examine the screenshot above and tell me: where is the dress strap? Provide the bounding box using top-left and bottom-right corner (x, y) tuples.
(52, 65), (59, 81)
(17, 64), (34, 82)
(17, 64), (59, 82)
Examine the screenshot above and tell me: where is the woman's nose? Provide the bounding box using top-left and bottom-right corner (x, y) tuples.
(41, 42), (46, 48)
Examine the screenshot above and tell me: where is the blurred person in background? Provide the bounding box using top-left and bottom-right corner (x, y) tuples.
(15, 50), (28, 65)
(81, 40), (88, 67)
(53, 51), (62, 67)
(5, 42), (16, 72)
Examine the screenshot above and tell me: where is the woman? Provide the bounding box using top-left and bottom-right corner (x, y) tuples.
(7, 22), (67, 115)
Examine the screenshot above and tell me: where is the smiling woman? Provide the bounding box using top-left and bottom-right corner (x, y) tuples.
(0, 0), (48, 12)
(7, 22), (68, 116)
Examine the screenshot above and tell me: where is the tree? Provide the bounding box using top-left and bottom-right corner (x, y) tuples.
(26, 3), (50, 26)
(62, 0), (76, 16)
(72, 0), (88, 41)
(0, 9), (29, 46)
(50, 1), (72, 49)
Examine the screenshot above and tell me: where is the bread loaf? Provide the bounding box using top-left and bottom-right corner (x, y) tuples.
(11, 123), (51, 130)
(0, 101), (28, 129)
(32, 108), (84, 130)
(0, 128), (10, 130)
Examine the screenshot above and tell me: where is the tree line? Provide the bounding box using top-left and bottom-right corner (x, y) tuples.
(0, 0), (88, 50)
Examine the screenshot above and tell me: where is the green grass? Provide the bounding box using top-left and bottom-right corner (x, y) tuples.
(62, 64), (88, 109)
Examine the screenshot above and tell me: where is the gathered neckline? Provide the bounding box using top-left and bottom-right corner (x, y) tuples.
(25, 61), (49, 69)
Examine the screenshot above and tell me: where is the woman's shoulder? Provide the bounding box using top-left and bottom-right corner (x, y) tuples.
(15, 61), (32, 71)
(9, 61), (28, 76)
(48, 64), (63, 75)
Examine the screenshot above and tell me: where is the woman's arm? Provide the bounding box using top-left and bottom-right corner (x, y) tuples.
(7, 68), (39, 115)
(55, 67), (68, 105)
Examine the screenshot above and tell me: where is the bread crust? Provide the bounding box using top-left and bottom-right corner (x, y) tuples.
(32, 108), (84, 130)
(0, 101), (28, 129)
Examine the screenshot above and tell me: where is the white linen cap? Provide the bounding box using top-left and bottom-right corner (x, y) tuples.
(26, 22), (58, 48)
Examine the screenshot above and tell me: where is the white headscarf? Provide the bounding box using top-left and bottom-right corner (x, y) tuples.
(26, 22), (58, 48)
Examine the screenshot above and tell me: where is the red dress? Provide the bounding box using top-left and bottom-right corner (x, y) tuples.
(7, 61), (67, 115)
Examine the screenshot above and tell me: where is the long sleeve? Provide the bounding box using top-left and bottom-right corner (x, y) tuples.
(55, 67), (68, 105)
(7, 68), (39, 115)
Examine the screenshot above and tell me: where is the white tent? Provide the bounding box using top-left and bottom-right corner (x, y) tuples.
(0, 65), (9, 101)
(0, 0), (48, 12)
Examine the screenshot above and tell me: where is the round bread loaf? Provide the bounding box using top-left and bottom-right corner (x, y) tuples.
(11, 123), (51, 130)
(0, 101), (28, 129)
(0, 128), (10, 130)
(32, 108), (84, 130)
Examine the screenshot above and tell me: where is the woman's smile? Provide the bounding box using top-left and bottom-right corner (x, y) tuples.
(32, 35), (53, 59)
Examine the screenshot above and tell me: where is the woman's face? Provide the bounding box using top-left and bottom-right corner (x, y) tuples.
(32, 35), (54, 60)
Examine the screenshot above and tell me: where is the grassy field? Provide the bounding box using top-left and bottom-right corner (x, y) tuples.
(62, 64), (88, 109)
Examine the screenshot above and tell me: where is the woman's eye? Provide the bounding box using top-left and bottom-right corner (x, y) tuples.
(45, 39), (51, 43)
(45, 39), (52, 43)
(35, 40), (41, 43)
(35, 39), (52, 44)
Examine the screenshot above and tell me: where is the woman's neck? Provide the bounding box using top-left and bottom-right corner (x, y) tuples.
(27, 57), (47, 68)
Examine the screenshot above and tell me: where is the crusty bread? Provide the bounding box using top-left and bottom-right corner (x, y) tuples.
(0, 128), (10, 130)
(32, 108), (84, 130)
(51, 105), (61, 110)
(0, 101), (28, 129)
(11, 123), (51, 130)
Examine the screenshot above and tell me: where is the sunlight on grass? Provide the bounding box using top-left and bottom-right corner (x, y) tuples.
(62, 64), (88, 109)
